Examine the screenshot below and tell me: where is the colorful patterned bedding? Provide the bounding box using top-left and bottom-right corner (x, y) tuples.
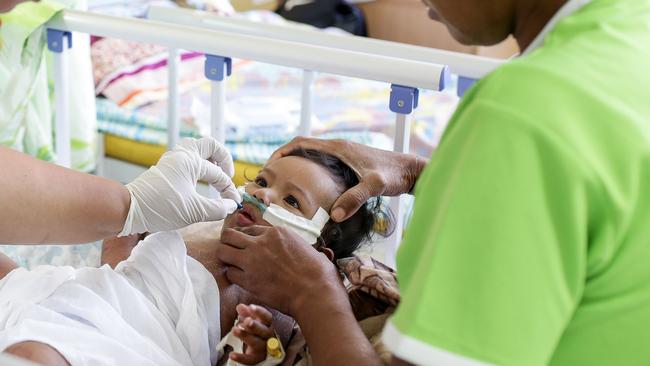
(95, 57), (460, 163)
(92, 11), (460, 164)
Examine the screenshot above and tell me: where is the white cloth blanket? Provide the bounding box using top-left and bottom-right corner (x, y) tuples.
(0, 231), (221, 366)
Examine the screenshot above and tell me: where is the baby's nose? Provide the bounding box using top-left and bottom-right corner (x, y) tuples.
(252, 189), (272, 207)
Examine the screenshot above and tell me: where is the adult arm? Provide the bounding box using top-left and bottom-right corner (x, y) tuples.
(0, 137), (240, 244)
(266, 138), (428, 222)
(294, 282), (417, 366)
(217, 226), (383, 366)
(0, 146), (130, 244)
(291, 282), (416, 366)
(218, 226), (416, 366)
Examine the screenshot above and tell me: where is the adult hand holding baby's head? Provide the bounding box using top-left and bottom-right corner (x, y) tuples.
(267, 137), (427, 222)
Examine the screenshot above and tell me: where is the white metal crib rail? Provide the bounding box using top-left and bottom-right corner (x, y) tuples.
(148, 6), (502, 80)
(148, 6), (503, 145)
(45, 9), (504, 267)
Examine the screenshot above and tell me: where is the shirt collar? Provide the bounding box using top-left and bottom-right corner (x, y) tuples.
(521, 0), (592, 56)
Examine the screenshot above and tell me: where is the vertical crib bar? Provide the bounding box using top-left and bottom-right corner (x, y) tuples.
(205, 55), (231, 145)
(393, 114), (411, 154)
(205, 55), (232, 198)
(49, 30), (72, 168)
(298, 70), (314, 136)
(385, 84), (419, 268)
(210, 80), (226, 144)
(167, 48), (181, 150)
(209, 78), (227, 199)
(386, 113), (411, 268)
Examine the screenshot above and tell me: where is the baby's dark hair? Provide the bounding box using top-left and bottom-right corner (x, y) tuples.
(285, 148), (387, 260)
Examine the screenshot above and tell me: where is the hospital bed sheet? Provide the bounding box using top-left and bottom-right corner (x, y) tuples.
(101, 128), (394, 171)
(93, 52), (438, 165)
(95, 64), (459, 160)
(0, 242), (102, 269)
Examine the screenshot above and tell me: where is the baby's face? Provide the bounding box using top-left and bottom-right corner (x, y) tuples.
(222, 156), (342, 230)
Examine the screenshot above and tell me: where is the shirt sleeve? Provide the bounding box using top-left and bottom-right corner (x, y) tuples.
(384, 99), (589, 366)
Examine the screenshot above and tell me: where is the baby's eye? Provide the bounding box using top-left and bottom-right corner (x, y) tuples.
(284, 195), (300, 209)
(254, 177), (267, 187)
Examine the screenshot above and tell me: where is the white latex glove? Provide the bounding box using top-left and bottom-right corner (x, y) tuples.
(119, 137), (241, 236)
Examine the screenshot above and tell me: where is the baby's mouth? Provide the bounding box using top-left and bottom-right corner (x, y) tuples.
(240, 209), (254, 221)
(235, 203), (261, 227)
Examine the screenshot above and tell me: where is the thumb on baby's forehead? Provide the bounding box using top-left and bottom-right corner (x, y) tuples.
(331, 182), (373, 222)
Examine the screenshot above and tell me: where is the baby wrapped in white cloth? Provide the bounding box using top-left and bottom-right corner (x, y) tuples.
(0, 231), (220, 366)
(0, 148), (385, 366)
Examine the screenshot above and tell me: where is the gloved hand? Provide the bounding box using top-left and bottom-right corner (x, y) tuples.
(119, 137), (241, 236)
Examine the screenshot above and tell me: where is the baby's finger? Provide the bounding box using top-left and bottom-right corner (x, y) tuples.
(236, 303), (254, 319)
(241, 317), (275, 339)
(248, 304), (273, 326)
(233, 326), (266, 353)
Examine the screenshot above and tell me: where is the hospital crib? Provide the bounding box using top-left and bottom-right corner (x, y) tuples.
(44, 7), (502, 267)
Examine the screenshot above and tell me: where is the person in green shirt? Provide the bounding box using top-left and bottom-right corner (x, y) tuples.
(217, 0), (650, 365)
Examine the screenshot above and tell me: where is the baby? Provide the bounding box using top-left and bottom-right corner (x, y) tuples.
(0, 148), (383, 366)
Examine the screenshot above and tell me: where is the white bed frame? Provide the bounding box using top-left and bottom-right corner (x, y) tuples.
(45, 9), (502, 267)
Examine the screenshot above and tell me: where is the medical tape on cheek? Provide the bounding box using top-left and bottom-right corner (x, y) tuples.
(262, 205), (329, 245)
(236, 186), (330, 244)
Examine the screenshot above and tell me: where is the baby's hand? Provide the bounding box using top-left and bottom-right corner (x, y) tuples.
(230, 304), (275, 365)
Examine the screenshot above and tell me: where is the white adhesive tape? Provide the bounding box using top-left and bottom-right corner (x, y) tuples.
(237, 185), (330, 244)
(263, 204), (329, 244)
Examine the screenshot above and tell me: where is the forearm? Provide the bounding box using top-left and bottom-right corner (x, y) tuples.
(0, 147), (130, 244)
(293, 282), (384, 366)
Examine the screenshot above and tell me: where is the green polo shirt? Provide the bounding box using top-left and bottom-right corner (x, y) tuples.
(383, 0), (650, 365)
